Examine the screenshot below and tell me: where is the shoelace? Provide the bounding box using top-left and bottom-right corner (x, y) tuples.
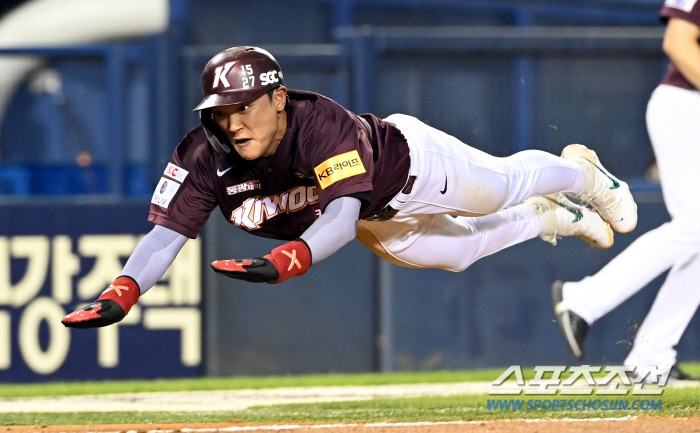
(578, 162), (622, 218)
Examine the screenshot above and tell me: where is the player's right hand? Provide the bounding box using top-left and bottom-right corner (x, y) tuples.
(62, 276), (141, 329)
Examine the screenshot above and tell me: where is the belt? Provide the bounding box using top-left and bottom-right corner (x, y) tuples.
(364, 175), (417, 221)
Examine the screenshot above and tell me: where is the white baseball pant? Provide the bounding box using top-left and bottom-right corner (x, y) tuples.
(356, 114), (587, 271)
(561, 84), (700, 368)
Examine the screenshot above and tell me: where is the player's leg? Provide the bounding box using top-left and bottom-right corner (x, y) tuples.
(384, 114), (587, 217)
(554, 84), (700, 358)
(624, 252), (700, 370)
(357, 196), (611, 271)
(358, 205), (540, 271)
(384, 114), (635, 234)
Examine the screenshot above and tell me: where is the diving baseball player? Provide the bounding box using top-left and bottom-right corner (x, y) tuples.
(552, 0), (700, 381)
(62, 46), (637, 329)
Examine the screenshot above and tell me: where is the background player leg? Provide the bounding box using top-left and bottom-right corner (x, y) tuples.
(554, 85), (700, 363)
(625, 252), (700, 370)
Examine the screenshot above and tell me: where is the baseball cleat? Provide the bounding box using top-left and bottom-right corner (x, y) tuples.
(628, 364), (700, 385)
(552, 280), (589, 360)
(561, 144), (637, 233)
(525, 193), (614, 248)
(668, 365), (700, 382)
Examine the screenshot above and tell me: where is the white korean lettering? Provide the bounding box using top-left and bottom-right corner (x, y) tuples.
(0, 311), (9, 369)
(144, 308), (201, 366)
(18, 297), (70, 375)
(97, 305), (141, 368)
(559, 365), (600, 395)
(77, 235), (138, 300)
(524, 366), (566, 395)
(141, 239), (202, 306)
(596, 365), (634, 395)
(0, 236), (50, 307)
(52, 236), (79, 304)
(488, 365), (525, 395)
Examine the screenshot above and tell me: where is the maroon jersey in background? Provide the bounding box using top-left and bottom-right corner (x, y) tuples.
(148, 90), (411, 240)
(659, 0), (700, 90)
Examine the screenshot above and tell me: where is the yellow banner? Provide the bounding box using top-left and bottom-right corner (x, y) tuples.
(314, 150), (366, 189)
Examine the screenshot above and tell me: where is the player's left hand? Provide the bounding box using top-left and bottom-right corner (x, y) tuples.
(211, 240), (311, 283)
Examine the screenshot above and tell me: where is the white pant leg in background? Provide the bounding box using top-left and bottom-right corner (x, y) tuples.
(561, 85), (700, 367)
(356, 114), (587, 271)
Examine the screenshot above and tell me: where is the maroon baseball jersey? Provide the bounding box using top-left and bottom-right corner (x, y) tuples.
(659, 0), (700, 90)
(148, 90), (411, 240)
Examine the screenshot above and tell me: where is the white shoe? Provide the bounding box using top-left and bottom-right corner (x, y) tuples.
(561, 144), (637, 233)
(525, 193), (614, 248)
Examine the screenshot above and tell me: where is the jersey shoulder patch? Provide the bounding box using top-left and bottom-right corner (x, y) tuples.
(664, 0), (698, 13)
(314, 150), (367, 189)
(163, 163), (189, 182)
(151, 177), (181, 209)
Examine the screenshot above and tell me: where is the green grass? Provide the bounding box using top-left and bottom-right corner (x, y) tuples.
(2, 364), (700, 426)
(0, 369), (504, 398)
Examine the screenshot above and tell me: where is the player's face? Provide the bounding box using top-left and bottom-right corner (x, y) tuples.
(212, 87), (288, 160)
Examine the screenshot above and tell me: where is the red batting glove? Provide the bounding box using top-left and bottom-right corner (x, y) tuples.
(211, 239), (312, 283)
(62, 276), (141, 329)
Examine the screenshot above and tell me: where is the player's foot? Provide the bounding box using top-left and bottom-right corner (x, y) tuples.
(628, 364), (700, 385)
(552, 280), (589, 359)
(562, 144), (637, 233)
(669, 365), (700, 382)
(525, 193), (614, 248)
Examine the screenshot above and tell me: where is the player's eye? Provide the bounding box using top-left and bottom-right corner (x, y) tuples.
(212, 110), (225, 117)
(239, 105), (251, 112)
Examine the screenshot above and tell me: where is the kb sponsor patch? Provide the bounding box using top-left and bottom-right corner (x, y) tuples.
(314, 150), (366, 189)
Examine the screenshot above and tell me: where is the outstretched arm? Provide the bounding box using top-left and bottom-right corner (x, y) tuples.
(62, 225), (188, 328)
(211, 196), (362, 283)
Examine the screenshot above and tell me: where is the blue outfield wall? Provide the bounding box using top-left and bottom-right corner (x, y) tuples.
(2, 194), (698, 380)
(0, 201), (202, 382)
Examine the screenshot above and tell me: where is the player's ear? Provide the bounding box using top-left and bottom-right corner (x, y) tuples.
(273, 86), (287, 112)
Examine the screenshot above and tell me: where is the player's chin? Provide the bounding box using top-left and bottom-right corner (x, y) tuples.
(234, 142), (261, 160)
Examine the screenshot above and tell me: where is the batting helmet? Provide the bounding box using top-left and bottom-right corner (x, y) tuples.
(194, 47), (285, 158)
(194, 46), (285, 111)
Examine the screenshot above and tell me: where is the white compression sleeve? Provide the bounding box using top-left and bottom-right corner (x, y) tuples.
(300, 196), (361, 264)
(121, 225), (188, 294)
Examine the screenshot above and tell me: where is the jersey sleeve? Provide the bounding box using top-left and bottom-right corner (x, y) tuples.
(148, 129), (218, 238)
(301, 101), (375, 212)
(660, 0), (700, 25)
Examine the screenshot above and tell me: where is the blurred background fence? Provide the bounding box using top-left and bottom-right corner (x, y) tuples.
(2, 0), (694, 382)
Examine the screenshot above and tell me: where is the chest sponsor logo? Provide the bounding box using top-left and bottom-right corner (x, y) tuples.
(226, 180), (262, 195)
(314, 150), (366, 189)
(164, 163), (189, 183)
(664, 0), (697, 12)
(151, 177), (181, 209)
(231, 185), (318, 230)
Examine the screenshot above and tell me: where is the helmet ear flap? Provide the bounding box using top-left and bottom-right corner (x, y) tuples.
(200, 109), (232, 157)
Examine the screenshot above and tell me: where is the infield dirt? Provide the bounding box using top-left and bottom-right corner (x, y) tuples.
(4, 416), (700, 433)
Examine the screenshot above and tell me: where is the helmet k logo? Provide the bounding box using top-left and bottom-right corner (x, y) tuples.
(213, 61), (236, 88)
